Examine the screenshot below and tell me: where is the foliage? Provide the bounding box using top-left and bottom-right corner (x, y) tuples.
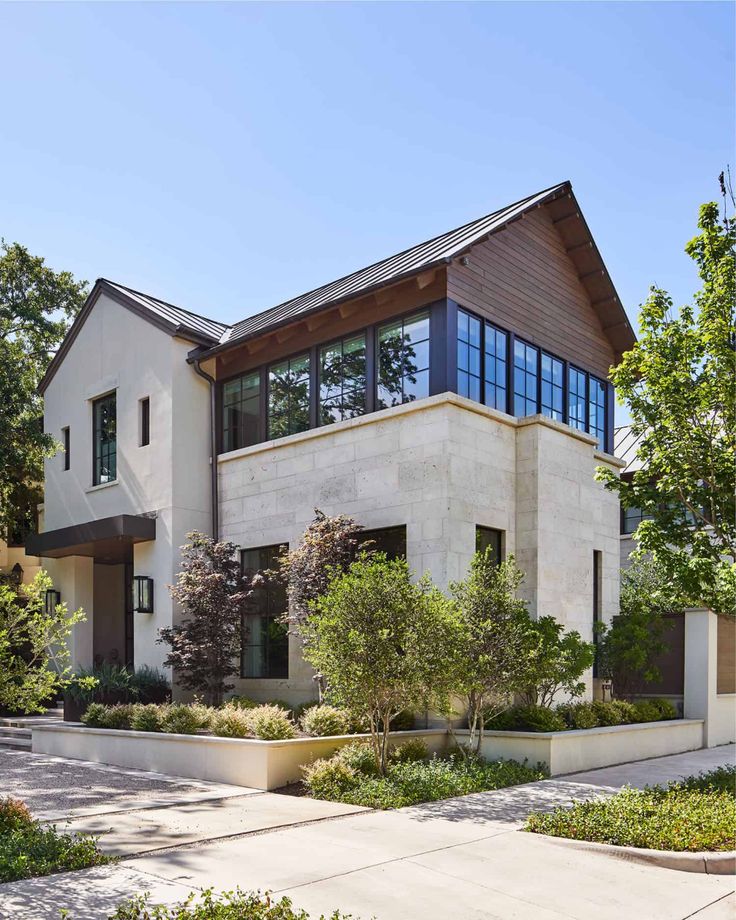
(596, 189), (736, 615)
(301, 758), (361, 801)
(0, 571), (88, 714)
(486, 698), (678, 732)
(278, 510), (364, 626)
(517, 616), (595, 708)
(303, 554), (464, 774)
(81, 702), (135, 729)
(591, 700), (625, 726)
(104, 887), (354, 920)
(0, 797), (33, 835)
(247, 704), (296, 740)
(0, 241), (87, 539)
(160, 703), (207, 735)
(526, 766), (736, 851)
(159, 533), (251, 706)
(334, 741), (380, 777)
(388, 738), (429, 764)
(486, 704), (567, 733)
(227, 695), (259, 710)
(630, 699), (665, 724)
(557, 702), (599, 730)
(68, 663), (170, 707)
(300, 704), (351, 737)
(129, 704), (163, 733)
(596, 559), (682, 696)
(450, 552), (534, 753)
(211, 704), (252, 738)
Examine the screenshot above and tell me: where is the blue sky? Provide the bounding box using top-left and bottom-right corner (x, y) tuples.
(2, 1), (733, 419)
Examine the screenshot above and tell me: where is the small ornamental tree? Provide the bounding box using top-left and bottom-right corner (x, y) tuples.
(450, 552), (533, 753)
(303, 554), (463, 774)
(0, 571), (88, 713)
(158, 532), (251, 706)
(518, 617), (595, 708)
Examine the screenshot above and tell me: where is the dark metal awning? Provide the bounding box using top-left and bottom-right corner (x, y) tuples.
(26, 514), (156, 563)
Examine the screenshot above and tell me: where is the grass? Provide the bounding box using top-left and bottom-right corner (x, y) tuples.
(525, 765), (736, 852)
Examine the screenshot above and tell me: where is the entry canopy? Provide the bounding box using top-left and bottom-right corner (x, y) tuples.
(26, 514), (156, 563)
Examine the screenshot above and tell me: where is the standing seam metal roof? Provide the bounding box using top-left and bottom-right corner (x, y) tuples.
(103, 281), (229, 342)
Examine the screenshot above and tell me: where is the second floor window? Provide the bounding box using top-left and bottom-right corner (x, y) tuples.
(377, 310), (430, 409)
(568, 366), (587, 431)
(541, 353), (564, 421)
(484, 323), (508, 411)
(513, 340), (539, 417)
(320, 333), (367, 424)
(268, 354), (310, 439)
(93, 392), (116, 485)
(457, 310), (481, 401)
(589, 377), (606, 449)
(223, 371), (261, 452)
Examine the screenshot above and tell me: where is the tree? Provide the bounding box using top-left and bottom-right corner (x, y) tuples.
(450, 552), (533, 753)
(517, 617), (595, 707)
(597, 182), (735, 615)
(0, 242), (87, 540)
(0, 571), (87, 714)
(158, 532), (251, 706)
(596, 558), (684, 697)
(303, 554), (463, 774)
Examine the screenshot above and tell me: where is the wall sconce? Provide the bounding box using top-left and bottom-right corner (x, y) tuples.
(133, 576), (154, 613)
(10, 563), (23, 586)
(45, 589), (61, 615)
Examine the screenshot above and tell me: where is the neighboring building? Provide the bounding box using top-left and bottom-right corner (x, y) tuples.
(28, 181), (636, 704)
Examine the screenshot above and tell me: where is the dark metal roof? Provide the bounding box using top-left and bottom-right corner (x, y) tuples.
(103, 281), (228, 343)
(614, 425), (645, 473)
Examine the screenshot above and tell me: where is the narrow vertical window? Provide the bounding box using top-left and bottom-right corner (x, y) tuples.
(320, 333), (367, 424)
(377, 310), (430, 409)
(476, 526), (504, 565)
(268, 354), (310, 439)
(484, 324), (507, 411)
(593, 550), (602, 676)
(589, 377), (606, 449)
(513, 340), (539, 417)
(62, 427), (70, 471)
(568, 367), (587, 432)
(241, 544), (289, 679)
(357, 525), (407, 560)
(540, 353), (564, 421)
(222, 372), (261, 452)
(457, 310), (481, 402)
(93, 393), (117, 485)
(139, 397), (150, 447)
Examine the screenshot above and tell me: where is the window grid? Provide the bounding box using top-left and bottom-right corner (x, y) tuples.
(320, 333), (367, 425)
(377, 310), (430, 409)
(93, 393), (116, 485)
(541, 353), (564, 421)
(568, 367), (587, 432)
(457, 310), (482, 402)
(589, 377), (606, 449)
(241, 544), (289, 679)
(268, 354), (311, 439)
(484, 323), (508, 411)
(622, 506), (647, 534)
(513, 340), (539, 417)
(223, 371), (261, 452)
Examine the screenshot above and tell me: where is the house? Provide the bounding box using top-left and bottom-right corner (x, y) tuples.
(28, 181), (636, 704)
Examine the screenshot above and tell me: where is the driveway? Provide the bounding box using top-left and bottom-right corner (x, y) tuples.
(0, 745), (733, 920)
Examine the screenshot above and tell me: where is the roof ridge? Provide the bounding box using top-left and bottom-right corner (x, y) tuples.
(101, 279), (230, 331)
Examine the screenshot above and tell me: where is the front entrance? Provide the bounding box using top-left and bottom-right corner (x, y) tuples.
(92, 551), (134, 669)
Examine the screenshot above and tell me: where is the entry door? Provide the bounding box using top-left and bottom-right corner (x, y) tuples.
(124, 561), (134, 669)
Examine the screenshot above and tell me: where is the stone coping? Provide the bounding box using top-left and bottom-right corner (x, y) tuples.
(454, 719), (703, 740)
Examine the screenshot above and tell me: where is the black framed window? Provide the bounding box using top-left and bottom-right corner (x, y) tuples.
(476, 526), (503, 565)
(139, 398), (150, 447)
(568, 367), (587, 432)
(93, 393), (116, 485)
(223, 371), (261, 452)
(457, 310), (481, 401)
(622, 506), (648, 534)
(320, 333), (367, 425)
(357, 525), (406, 560)
(541, 353), (564, 421)
(593, 549), (602, 677)
(241, 544), (289, 679)
(484, 323), (508, 411)
(513, 340), (539, 417)
(268, 354), (310, 439)
(377, 311), (430, 409)
(62, 427), (70, 471)
(589, 376), (606, 449)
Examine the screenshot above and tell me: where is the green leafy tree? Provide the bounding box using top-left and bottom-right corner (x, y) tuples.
(303, 554), (463, 774)
(597, 182), (735, 615)
(0, 242), (87, 540)
(596, 558), (684, 697)
(0, 571), (88, 713)
(450, 552), (533, 753)
(518, 617), (595, 708)
(158, 532), (251, 706)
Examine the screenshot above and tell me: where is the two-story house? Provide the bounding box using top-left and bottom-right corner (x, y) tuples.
(28, 181), (635, 704)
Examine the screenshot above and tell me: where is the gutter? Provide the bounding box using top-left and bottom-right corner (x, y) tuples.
(190, 357), (219, 541)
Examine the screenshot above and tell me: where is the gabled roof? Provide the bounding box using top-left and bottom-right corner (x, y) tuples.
(103, 281), (228, 342)
(614, 424), (645, 473)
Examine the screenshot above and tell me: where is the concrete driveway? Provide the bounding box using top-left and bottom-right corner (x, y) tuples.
(0, 745), (733, 920)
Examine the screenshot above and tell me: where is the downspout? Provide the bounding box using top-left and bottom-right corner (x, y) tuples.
(191, 358), (219, 541)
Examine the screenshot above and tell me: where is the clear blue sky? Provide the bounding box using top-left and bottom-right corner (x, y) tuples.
(2, 1), (733, 421)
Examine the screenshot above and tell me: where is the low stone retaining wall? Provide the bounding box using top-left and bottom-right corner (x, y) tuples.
(455, 719), (704, 775)
(31, 725), (448, 790)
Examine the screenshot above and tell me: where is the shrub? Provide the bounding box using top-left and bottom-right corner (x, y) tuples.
(591, 700), (625, 726)
(611, 699), (637, 723)
(129, 704), (163, 733)
(387, 709), (415, 732)
(675, 765), (736, 795)
(557, 702), (599, 730)
(389, 738), (429, 764)
(302, 758), (360, 800)
(131, 666), (170, 704)
(0, 797), (33, 835)
(486, 704), (567, 733)
(247, 705), (296, 740)
(300, 705), (351, 737)
(211, 705), (252, 739)
(103, 703), (136, 729)
(80, 702), (109, 727)
(159, 704), (203, 735)
(650, 697), (678, 720)
(335, 741), (379, 777)
(227, 695), (259, 710)
(630, 699), (663, 723)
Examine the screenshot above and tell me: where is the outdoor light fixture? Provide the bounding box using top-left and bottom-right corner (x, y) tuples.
(10, 563), (23, 586)
(133, 575), (154, 613)
(44, 589), (61, 615)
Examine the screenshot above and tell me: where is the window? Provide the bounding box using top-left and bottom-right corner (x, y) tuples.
(484, 324), (508, 411)
(568, 367), (587, 432)
(139, 398), (150, 447)
(513, 340), (539, 417)
(223, 372), (261, 452)
(357, 525), (407, 560)
(593, 550), (602, 677)
(589, 377), (606, 449)
(377, 311), (430, 408)
(241, 544), (289, 679)
(320, 333), (367, 425)
(268, 354), (310, 439)
(541, 353), (564, 421)
(476, 526), (503, 565)
(457, 310), (481, 401)
(92, 393), (116, 485)
(622, 506), (646, 534)
(62, 427), (70, 471)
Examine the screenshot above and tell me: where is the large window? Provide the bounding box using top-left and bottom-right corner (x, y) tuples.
(357, 525), (407, 560)
(541, 353), (564, 421)
(484, 324), (508, 411)
(93, 393), (116, 485)
(241, 544), (289, 679)
(513, 340), (539, 417)
(457, 310), (481, 401)
(589, 377), (606, 449)
(268, 354), (311, 439)
(223, 372), (261, 452)
(569, 366), (607, 447)
(377, 311), (430, 409)
(568, 366), (587, 432)
(622, 506), (647, 534)
(320, 333), (367, 425)
(476, 526), (503, 565)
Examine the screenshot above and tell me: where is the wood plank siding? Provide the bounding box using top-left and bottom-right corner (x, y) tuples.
(448, 206), (616, 380)
(717, 614), (736, 695)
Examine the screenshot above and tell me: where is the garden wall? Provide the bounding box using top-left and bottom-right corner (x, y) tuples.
(31, 726), (448, 790)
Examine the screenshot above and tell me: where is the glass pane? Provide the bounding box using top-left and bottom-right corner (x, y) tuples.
(406, 339), (429, 372)
(468, 315), (481, 348)
(404, 311), (429, 345)
(458, 370), (469, 398)
(458, 309), (469, 342)
(377, 383), (401, 410)
(404, 368), (429, 402)
(342, 389), (366, 418)
(526, 345), (537, 373)
(320, 396), (341, 426)
(514, 339), (525, 368)
(223, 379), (241, 405)
(468, 375), (481, 402)
(469, 346), (481, 376)
(290, 353), (310, 379)
(457, 340), (469, 372)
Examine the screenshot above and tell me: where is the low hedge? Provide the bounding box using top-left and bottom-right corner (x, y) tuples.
(525, 765), (736, 852)
(485, 698), (678, 733)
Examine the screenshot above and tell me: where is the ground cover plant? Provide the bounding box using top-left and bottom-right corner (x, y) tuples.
(485, 698), (678, 732)
(525, 765), (736, 851)
(0, 796), (108, 883)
